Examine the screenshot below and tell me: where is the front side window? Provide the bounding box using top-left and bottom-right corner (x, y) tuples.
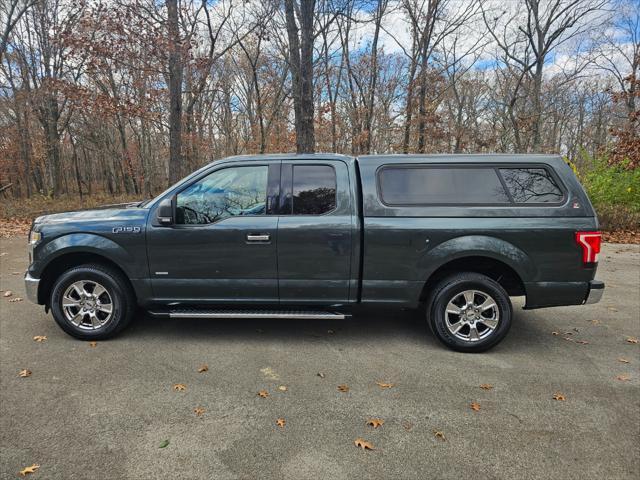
(499, 168), (564, 203)
(291, 165), (337, 214)
(176, 166), (268, 224)
(378, 167), (510, 205)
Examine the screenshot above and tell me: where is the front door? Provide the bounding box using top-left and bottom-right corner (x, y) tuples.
(146, 162), (280, 304)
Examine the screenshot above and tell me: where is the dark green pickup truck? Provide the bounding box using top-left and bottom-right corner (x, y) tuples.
(25, 154), (604, 352)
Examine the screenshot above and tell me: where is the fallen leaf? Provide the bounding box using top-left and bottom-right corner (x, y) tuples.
(479, 384), (493, 390)
(194, 407), (205, 416)
(403, 421), (413, 431)
(354, 438), (374, 450)
(337, 384), (349, 392)
(327, 329), (335, 334)
(551, 331), (560, 336)
(33, 336), (47, 342)
(159, 439), (170, 448)
(11, 271), (21, 275)
(197, 364), (209, 373)
(575, 340), (590, 345)
(366, 418), (384, 428)
(563, 331), (574, 336)
(376, 381), (395, 389)
(9, 297), (23, 302)
(19, 464), (40, 476)
(618, 358), (630, 364)
(616, 374), (631, 382)
(563, 337), (574, 342)
(276, 418), (286, 428)
(89, 341), (97, 347)
(590, 319), (600, 325)
(278, 385), (288, 392)
(18, 369), (32, 378)
(434, 430), (446, 441)
(626, 337), (639, 344)
(552, 392), (566, 401)
(3, 291), (12, 297)
(470, 402), (481, 411)
(173, 383), (186, 392)
(257, 390), (269, 398)
(317, 372), (325, 378)
(607, 306), (618, 312)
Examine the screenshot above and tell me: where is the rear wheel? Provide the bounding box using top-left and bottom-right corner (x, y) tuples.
(427, 273), (512, 352)
(50, 264), (135, 340)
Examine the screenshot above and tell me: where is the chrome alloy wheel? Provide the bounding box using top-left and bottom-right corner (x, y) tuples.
(444, 290), (500, 342)
(62, 280), (113, 330)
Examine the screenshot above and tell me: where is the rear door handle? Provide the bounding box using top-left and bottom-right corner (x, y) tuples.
(246, 233), (271, 242)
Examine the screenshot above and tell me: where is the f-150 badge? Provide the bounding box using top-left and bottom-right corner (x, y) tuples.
(112, 226), (141, 234)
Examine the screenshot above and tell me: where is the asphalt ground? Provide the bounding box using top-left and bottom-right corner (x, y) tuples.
(1, 236), (639, 479)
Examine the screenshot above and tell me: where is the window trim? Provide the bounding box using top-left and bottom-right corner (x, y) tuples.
(173, 163), (272, 226)
(279, 163), (338, 216)
(375, 163), (567, 207)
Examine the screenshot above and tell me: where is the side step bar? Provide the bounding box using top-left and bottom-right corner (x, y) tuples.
(149, 309), (349, 320)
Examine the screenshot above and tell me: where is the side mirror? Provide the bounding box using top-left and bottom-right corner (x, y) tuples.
(157, 198), (174, 226)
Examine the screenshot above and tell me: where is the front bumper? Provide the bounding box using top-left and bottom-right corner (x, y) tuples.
(585, 280), (605, 305)
(24, 273), (40, 304)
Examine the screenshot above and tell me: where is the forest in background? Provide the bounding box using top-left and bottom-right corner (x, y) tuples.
(0, 0), (638, 234)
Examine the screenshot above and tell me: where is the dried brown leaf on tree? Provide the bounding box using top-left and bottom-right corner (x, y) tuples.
(337, 384), (349, 392)
(19, 464), (40, 476)
(552, 392), (566, 401)
(366, 418), (384, 428)
(276, 418), (286, 428)
(376, 381), (395, 389)
(479, 384), (493, 390)
(434, 430), (446, 441)
(354, 438), (374, 450)
(470, 402), (481, 411)
(173, 383), (186, 391)
(197, 364), (208, 373)
(33, 336), (47, 342)
(258, 390), (269, 398)
(18, 369), (32, 378)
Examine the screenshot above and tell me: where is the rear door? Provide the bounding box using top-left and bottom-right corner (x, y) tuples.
(276, 160), (355, 304)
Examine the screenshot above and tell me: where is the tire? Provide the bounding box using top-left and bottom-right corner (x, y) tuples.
(427, 272), (512, 353)
(50, 264), (135, 340)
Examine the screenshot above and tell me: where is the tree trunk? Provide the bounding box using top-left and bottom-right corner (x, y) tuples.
(167, 0), (183, 185)
(285, 0), (315, 153)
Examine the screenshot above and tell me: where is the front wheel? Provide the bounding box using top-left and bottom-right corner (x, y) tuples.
(50, 264), (135, 340)
(427, 273), (512, 353)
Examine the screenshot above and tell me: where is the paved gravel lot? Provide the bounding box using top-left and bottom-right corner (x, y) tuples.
(1, 237), (639, 480)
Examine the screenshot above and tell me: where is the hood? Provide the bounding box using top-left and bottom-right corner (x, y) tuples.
(33, 203), (148, 226)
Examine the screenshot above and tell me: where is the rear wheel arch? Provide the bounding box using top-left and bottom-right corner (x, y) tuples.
(419, 255), (526, 305)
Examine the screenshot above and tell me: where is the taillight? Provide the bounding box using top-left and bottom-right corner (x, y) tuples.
(575, 231), (601, 264)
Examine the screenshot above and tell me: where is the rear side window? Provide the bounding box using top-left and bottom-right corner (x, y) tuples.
(378, 167), (509, 205)
(292, 165), (337, 214)
(499, 168), (564, 203)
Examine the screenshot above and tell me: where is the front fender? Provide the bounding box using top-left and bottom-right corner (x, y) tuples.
(32, 233), (141, 278)
(419, 235), (535, 282)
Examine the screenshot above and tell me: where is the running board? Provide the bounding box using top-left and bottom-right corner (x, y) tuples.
(149, 308), (348, 320)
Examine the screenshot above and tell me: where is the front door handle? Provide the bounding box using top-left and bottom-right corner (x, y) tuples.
(246, 233), (271, 242)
